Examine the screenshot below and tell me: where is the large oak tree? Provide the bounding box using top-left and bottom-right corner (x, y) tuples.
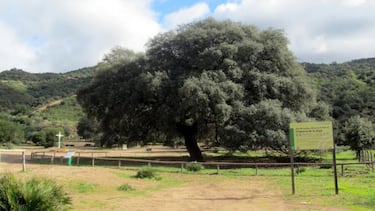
(77, 19), (323, 161)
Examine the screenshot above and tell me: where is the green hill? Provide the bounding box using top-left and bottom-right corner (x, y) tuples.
(0, 57), (374, 144)
(0, 67), (95, 111)
(304, 58), (375, 123)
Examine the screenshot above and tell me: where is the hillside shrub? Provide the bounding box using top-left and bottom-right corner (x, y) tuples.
(186, 161), (204, 172)
(0, 173), (71, 210)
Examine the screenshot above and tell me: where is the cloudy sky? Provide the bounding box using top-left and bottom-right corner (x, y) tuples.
(0, 0), (374, 73)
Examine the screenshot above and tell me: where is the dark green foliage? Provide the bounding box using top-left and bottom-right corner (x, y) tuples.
(0, 118), (24, 144)
(186, 162), (204, 172)
(30, 127), (64, 148)
(78, 18), (323, 160)
(77, 115), (99, 140)
(135, 166), (157, 179)
(0, 173), (71, 211)
(342, 116), (375, 157)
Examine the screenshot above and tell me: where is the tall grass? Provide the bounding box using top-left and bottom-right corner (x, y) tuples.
(0, 173), (71, 211)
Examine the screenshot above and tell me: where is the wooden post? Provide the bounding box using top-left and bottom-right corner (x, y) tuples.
(341, 164), (344, 176)
(118, 160), (121, 168)
(77, 152), (80, 165)
(255, 164), (258, 176)
(289, 128), (296, 195)
(181, 163), (184, 173)
(216, 165), (220, 174)
(333, 144), (339, 195)
(51, 151), (55, 164)
(91, 152), (94, 167)
(370, 151), (374, 173)
(22, 151), (26, 172)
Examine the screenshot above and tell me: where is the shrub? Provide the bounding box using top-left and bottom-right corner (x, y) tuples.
(135, 166), (157, 179)
(118, 183), (135, 192)
(320, 163), (333, 169)
(186, 161), (204, 172)
(295, 167), (306, 175)
(0, 173), (71, 211)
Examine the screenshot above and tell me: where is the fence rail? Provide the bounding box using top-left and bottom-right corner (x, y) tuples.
(10, 150), (375, 176)
(92, 157), (375, 176)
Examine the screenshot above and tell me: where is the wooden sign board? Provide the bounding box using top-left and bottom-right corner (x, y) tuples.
(289, 121), (333, 150)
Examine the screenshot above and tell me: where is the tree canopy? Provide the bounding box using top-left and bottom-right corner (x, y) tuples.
(77, 18), (326, 161)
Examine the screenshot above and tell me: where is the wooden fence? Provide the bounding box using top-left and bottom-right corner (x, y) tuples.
(13, 150), (375, 176)
(0, 150), (26, 172)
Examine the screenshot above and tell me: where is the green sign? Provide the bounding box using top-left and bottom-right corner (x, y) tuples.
(289, 121), (333, 150)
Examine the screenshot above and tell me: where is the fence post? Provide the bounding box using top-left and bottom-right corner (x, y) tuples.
(118, 160), (121, 168)
(370, 151), (374, 173)
(91, 152), (95, 167)
(216, 165), (220, 174)
(22, 151), (26, 172)
(255, 164), (258, 176)
(77, 152), (80, 165)
(341, 164), (344, 176)
(180, 163), (184, 173)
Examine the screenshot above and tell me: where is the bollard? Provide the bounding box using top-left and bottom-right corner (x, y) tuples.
(68, 157), (72, 166)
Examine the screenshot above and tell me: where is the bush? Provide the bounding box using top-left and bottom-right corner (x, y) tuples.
(0, 173), (71, 211)
(320, 163), (333, 169)
(135, 166), (157, 179)
(186, 161), (204, 172)
(295, 167), (306, 175)
(118, 183), (135, 192)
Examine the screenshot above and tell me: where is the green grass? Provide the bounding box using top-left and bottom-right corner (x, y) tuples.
(74, 182), (98, 193)
(1, 80), (27, 92)
(29, 149), (375, 210)
(39, 96), (83, 124)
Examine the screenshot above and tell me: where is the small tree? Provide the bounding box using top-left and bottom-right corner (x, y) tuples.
(342, 116), (375, 159)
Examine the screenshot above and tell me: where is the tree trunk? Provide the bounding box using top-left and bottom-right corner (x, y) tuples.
(178, 123), (204, 161)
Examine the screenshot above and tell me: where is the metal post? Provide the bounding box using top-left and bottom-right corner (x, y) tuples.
(332, 143), (339, 195)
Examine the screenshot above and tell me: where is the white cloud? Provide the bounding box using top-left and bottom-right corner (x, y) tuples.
(0, 21), (36, 70)
(213, 0), (375, 63)
(163, 2), (210, 29)
(0, 0), (161, 72)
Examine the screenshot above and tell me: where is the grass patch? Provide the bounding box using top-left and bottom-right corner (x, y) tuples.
(74, 182), (97, 193)
(118, 183), (135, 192)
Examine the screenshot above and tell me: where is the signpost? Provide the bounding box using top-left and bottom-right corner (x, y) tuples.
(289, 121), (338, 194)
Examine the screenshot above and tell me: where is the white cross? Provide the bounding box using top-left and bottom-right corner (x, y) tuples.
(56, 131), (64, 148)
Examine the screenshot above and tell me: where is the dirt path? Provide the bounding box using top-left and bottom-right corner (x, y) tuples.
(119, 176), (289, 211)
